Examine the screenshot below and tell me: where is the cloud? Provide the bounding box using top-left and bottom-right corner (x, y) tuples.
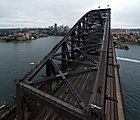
(0, 0), (97, 28)
(0, 0), (140, 28)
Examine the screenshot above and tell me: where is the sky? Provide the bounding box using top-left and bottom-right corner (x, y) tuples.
(0, 0), (140, 28)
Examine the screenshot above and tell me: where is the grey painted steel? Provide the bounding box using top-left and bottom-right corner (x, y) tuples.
(15, 8), (117, 120)
(17, 82), (85, 120)
(50, 59), (85, 110)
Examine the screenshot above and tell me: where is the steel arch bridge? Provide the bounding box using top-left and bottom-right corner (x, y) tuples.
(15, 8), (125, 120)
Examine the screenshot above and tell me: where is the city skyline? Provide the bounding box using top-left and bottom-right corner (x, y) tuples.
(0, 0), (140, 28)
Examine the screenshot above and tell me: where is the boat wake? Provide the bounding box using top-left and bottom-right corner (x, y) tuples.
(117, 57), (140, 63)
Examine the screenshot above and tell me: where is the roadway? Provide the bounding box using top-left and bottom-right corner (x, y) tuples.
(3, 8), (125, 120)
(28, 57), (98, 120)
(27, 41), (119, 120)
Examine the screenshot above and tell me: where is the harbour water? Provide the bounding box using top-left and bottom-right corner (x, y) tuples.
(0, 37), (140, 120)
(116, 45), (140, 120)
(0, 36), (62, 103)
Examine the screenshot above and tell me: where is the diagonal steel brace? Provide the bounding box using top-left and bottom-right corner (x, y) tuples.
(50, 58), (85, 110)
(66, 41), (97, 65)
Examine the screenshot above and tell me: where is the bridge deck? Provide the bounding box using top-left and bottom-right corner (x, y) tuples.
(27, 41), (124, 120)
(1, 8), (125, 120)
(24, 54), (98, 120)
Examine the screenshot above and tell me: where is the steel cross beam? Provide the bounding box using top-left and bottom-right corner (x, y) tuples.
(29, 67), (97, 86)
(52, 43), (102, 57)
(50, 59), (85, 110)
(66, 41), (97, 64)
(17, 82), (85, 120)
(52, 57), (96, 67)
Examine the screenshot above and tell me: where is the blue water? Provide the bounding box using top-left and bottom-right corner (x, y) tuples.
(0, 38), (140, 120)
(0, 36), (62, 104)
(116, 45), (140, 120)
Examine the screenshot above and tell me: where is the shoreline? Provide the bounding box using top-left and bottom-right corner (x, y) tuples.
(0, 35), (64, 43)
(0, 37), (45, 42)
(113, 40), (140, 50)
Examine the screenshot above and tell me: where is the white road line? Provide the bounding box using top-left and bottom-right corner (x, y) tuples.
(70, 98), (73, 103)
(82, 83), (85, 90)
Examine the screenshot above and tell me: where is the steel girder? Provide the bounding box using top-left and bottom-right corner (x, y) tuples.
(16, 8), (111, 120)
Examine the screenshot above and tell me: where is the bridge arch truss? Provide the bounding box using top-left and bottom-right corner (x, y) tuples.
(16, 8), (125, 120)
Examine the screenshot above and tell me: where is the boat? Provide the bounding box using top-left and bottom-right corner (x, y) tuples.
(30, 62), (34, 65)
